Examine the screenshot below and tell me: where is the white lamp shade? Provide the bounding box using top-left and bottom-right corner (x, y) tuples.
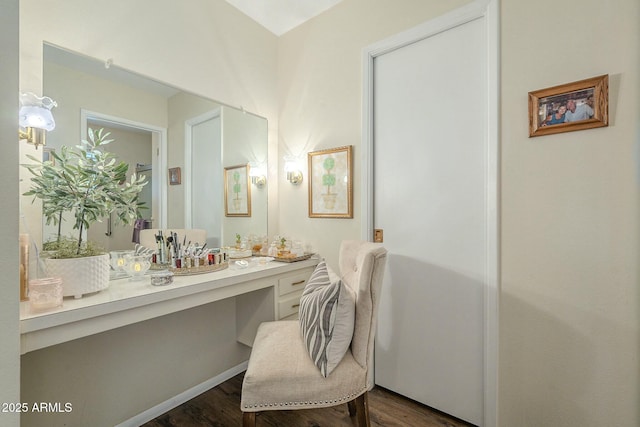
(249, 163), (265, 177)
(19, 105), (56, 131)
(284, 160), (299, 173)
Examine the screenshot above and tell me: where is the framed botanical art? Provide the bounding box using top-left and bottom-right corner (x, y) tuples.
(308, 145), (353, 218)
(528, 74), (608, 137)
(224, 164), (251, 217)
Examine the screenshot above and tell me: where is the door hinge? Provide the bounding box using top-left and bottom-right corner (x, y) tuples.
(374, 229), (384, 243)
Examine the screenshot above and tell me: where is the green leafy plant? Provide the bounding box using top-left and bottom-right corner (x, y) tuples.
(233, 171), (241, 200)
(322, 157), (336, 194)
(42, 236), (105, 259)
(23, 128), (148, 257)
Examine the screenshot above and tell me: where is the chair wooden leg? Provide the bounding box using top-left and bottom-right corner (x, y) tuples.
(243, 411), (256, 427)
(354, 392), (371, 427)
(347, 399), (357, 417)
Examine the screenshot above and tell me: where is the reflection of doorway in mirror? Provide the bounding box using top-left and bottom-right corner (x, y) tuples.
(186, 110), (222, 249)
(85, 123), (152, 251)
(79, 114), (167, 251)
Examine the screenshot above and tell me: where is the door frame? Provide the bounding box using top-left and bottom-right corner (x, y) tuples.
(81, 108), (168, 230)
(361, 0), (499, 425)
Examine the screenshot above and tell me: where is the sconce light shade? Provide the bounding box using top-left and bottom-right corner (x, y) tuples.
(19, 105), (56, 130)
(19, 92), (57, 149)
(249, 162), (267, 188)
(284, 157), (303, 185)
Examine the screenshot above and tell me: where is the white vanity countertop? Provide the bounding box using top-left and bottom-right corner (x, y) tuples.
(20, 258), (318, 334)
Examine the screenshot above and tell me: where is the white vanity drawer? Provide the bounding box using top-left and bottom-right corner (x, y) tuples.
(278, 270), (311, 296)
(280, 312), (300, 321)
(278, 291), (303, 319)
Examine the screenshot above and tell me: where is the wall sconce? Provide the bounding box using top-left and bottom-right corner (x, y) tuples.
(249, 162), (267, 188)
(284, 157), (303, 185)
(19, 92), (57, 149)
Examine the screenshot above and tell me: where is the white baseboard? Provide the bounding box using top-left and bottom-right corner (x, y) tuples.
(116, 360), (249, 427)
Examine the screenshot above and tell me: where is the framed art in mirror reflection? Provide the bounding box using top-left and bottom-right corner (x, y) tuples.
(169, 167), (181, 185)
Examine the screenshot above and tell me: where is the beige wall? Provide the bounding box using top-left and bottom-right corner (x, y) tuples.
(278, 0), (639, 426)
(500, 0), (639, 425)
(0, 0), (20, 426)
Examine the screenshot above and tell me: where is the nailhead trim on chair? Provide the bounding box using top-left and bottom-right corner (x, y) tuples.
(243, 387), (367, 410)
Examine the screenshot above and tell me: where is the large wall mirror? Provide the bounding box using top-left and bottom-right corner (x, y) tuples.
(41, 43), (268, 252)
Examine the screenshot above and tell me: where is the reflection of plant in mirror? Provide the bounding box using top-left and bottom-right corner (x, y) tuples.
(322, 157), (336, 195)
(233, 171), (241, 200)
(23, 128), (148, 257)
(42, 236), (104, 259)
(236, 233), (242, 245)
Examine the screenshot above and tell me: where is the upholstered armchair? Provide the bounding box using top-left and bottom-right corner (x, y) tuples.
(241, 240), (388, 426)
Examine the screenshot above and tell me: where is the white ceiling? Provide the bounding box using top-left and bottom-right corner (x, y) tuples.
(225, 0), (344, 36)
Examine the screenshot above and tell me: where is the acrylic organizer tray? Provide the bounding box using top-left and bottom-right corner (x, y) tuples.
(272, 253), (314, 263)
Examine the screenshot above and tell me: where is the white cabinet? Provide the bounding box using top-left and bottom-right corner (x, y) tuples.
(276, 267), (314, 320)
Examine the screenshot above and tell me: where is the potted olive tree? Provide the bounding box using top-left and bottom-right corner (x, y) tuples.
(23, 128), (147, 298)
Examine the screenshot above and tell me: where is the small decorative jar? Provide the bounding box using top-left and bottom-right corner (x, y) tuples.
(28, 277), (63, 313)
(150, 270), (174, 286)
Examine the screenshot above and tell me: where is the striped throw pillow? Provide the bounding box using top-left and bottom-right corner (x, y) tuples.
(299, 261), (355, 377)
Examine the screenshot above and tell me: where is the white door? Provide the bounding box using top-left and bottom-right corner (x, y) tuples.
(187, 112), (222, 248)
(371, 11), (495, 426)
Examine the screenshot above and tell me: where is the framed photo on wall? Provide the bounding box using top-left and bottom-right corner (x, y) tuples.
(224, 164), (251, 217)
(168, 167), (181, 185)
(308, 145), (353, 218)
(528, 74), (608, 137)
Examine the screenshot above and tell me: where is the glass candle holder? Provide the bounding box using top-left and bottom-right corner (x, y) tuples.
(110, 250), (134, 278)
(124, 254), (152, 280)
(29, 277), (63, 313)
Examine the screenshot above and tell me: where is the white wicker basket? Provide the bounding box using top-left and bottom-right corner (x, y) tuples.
(44, 254), (110, 299)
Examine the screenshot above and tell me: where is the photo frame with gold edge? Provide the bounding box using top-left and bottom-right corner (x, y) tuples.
(528, 74), (608, 137)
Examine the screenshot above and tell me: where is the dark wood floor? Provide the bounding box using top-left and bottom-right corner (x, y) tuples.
(142, 372), (473, 427)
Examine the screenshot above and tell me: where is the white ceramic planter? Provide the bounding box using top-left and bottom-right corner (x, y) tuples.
(44, 254), (110, 299)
